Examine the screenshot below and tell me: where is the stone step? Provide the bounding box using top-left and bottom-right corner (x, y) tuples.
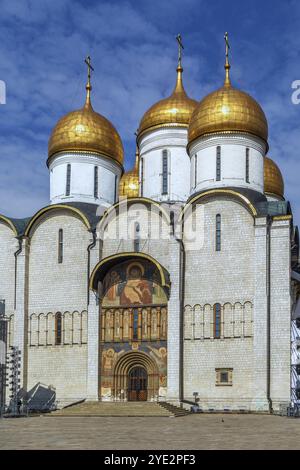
(158, 402), (191, 417)
(49, 401), (175, 417)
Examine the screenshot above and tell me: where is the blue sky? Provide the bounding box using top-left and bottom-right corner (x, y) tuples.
(0, 0), (300, 223)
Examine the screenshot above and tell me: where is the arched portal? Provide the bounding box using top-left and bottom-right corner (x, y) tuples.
(91, 253), (170, 401)
(113, 352), (159, 401)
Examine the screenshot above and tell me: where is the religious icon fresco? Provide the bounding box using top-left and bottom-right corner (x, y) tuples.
(99, 260), (168, 401)
(102, 260), (168, 307)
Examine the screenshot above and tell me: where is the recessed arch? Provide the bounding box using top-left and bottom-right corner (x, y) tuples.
(180, 189), (258, 222)
(98, 196), (171, 232)
(0, 215), (18, 236)
(113, 351), (159, 401)
(24, 204), (91, 237)
(89, 252), (170, 293)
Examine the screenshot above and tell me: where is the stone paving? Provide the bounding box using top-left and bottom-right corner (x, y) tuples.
(0, 414), (300, 450)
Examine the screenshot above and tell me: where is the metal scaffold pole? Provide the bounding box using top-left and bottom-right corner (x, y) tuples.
(0, 299), (7, 418)
(291, 317), (300, 416)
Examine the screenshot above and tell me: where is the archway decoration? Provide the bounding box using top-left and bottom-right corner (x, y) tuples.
(112, 351), (159, 401)
(24, 204), (91, 237)
(180, 189), (258, 221)
(90, 252), (171, 296)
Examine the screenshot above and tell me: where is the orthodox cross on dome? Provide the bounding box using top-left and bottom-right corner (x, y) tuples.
(224, 32), (230, 61)
(176, 34), (184, 69)
(224, 32), (231, 86)
(85, 55), (94, 89)
(84, 55), (94, 106)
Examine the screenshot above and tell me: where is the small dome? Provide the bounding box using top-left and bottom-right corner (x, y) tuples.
(138, 66), (197, 138)
(48, 80), (124, 165)
(188, 48), (268, 147)
(119, 149), (139, 198)
(264, 156), (284, 198)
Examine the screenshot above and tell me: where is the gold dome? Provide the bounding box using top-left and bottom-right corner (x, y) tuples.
(264, 156), (284, 198)
(119, 148), (139, 198)
(48, 64), (124, 166)
(188, 39), (268, 147)
(138, 65), (197, 138)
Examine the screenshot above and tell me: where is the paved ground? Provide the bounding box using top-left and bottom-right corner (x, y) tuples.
(0, 414), (299, 450)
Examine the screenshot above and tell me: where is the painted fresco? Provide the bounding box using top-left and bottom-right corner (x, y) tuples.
(100, 260), (168, 401)
(100, 341), (168, 400)
(102, 261), (168, 307)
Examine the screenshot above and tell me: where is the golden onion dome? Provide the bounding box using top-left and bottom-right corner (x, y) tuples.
(138, 65), (197, 138)
(264, 156), (284, 198)
(119, 148), (139, 198)
(48, 60), (124, 166)
(188, 35), (268, 147)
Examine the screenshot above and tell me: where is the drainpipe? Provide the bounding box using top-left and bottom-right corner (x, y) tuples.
(266, 215), (273, 413)
(87, 229), (97, 306)
(170, 211), (185, 404)
(14, 237), (22, 310)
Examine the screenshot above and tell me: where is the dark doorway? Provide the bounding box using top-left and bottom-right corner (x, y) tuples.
(128, 366), (147, 401)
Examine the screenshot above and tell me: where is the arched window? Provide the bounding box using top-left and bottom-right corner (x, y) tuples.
(134, 222), (140, 252)
(94, 166), (98, 198)
(162, 150), (168, 195)
(140, 158), (144, 196)
(132, 308), (139, 340)
(216, 214), (221, 252)
(216, 146), (221, 181)
(214, 303), (221, 339)
(245, 148), (250, 183)
(55, 312), (62, 345)
(58, 229), (63, 263)
(66, 164), (71, 196)
(194, 154), (198, 188)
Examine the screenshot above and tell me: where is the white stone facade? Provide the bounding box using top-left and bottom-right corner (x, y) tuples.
(0, 192), (295, 412)
(49, 151), (122, 207)
(0, 85), (296, 415)
(189, 133), (266, 195)
(138, 127), (191, 202)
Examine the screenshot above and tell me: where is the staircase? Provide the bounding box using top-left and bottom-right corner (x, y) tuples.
(48, 401), (190, 417)
(158, 401), (191, 417)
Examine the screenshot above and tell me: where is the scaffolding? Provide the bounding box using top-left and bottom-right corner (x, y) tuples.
(291, 317), (300, 416)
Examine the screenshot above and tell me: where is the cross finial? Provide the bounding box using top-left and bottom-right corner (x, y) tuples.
(84, 55), (94, 107)
(85, 56), (94, 89)
(224, 32), (230, 62)
(176, 34), (184, 69)
(224, 32), (231, 86)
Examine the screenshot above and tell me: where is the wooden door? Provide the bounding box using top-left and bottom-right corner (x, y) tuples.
(128, 367), (147, 401)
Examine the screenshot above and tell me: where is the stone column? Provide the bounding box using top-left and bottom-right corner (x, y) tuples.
(86, 239), (100, 401)
(14, 237), (29, 391)
(166, 237), (181, 404)
(270, 218), (292, 412)
(251, 217), (269, 412)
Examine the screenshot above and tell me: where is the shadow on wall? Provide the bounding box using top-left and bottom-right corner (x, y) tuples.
(25, 382), (56, 412)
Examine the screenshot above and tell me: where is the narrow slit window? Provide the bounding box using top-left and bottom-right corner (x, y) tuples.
(66, 164), (71, 196)
(162, 150), (168, 195)
(214, 303), (221, 339)
(216, 214), (221, 252)
(55, 312), (62, 345)
(194, 154), (198, 188)
(216, 146), (221, 181)
(133, 308), (139, 340)
(94, 166), (98, 198)
(140, 158), (144, 196)
(246, 148), (250, 183)
(114, 175), (118, 203)
(134, 222), (140, 252)
(58, 229), (63, 264)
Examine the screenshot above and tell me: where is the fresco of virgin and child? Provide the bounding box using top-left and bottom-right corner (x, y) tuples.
(102, 261), (167, 307)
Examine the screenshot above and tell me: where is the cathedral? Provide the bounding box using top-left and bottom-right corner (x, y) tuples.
(1, 35), (299, 413)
